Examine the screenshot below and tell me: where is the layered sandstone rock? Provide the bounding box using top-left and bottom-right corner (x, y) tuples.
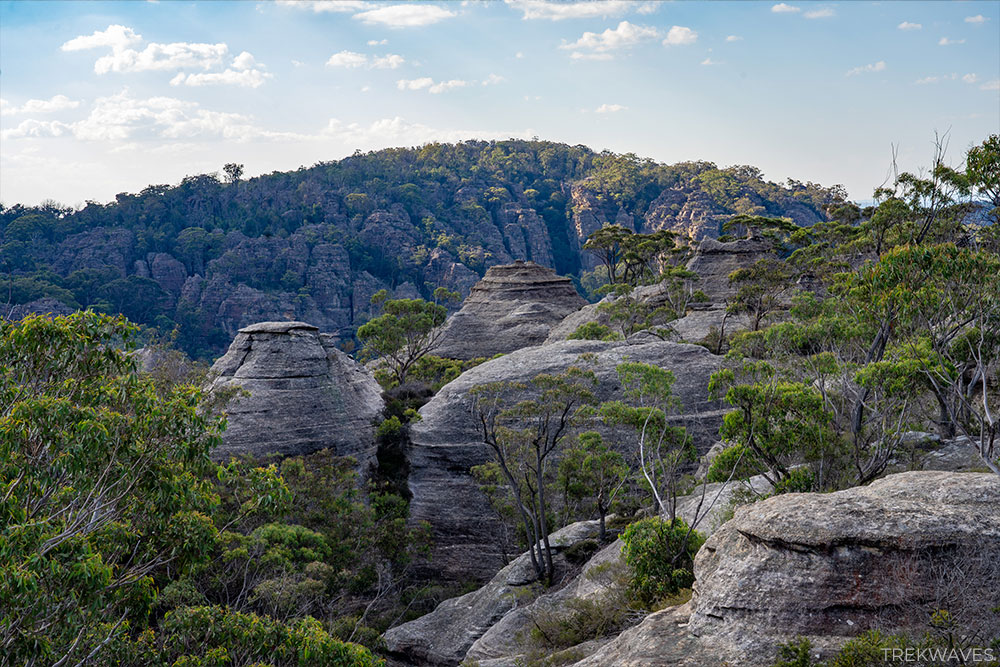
(407, 338), (725, 581)
(432, 261), (587, 360)
(207, 321), (383, 465)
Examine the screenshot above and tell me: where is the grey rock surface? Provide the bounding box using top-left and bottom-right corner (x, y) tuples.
(687, 471), (1000, 665)
(383, 520), (602, 667)
(684, 236), (775, 302)
(433, 261), (586, 360)
(207, 321), (383, 465)
(408, 338), (724, 581)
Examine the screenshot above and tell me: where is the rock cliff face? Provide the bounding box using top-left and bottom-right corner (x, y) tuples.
(686, 471), (1000, 665)
(432, 261), (587, 360)
(684, 236), (775, 302)
(207, 321), (384, 465)
(408, 338), (724, 581)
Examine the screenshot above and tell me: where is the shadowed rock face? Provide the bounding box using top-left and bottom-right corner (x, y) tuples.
(432, 261), (587, 360)
(207, 321), (384, 465)
(408, 338), (724, 582)
(684, 236), (775, 302)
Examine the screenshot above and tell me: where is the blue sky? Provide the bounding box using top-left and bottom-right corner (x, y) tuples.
(1, 0), (997, 206)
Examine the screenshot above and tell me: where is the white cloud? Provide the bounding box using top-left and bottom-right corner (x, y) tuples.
(915, 75), (949, 85)
(327, 51), (405, 69)
(1, 119), (72, 140)
(771, 3), (800, 14)
(60, 24), (142, 52)
(506, 0), (653, 21)
(570, 52), (614, 61)
(962, 73), (978, 84)
(897, 21), (922, 30)
(804, 7), (834, 19)
(701, 57), (723, 66)
(561, 21), (659, 55)
(372, 54), (405, 69)
(291, 59), (305, 67)
(0, 94), (81, 116)
(725, 35), (743, 42)
(169, 68), (272, 88)
(981, 79), (1000, 91)
(367, 39), (389, 45)
(938, 37), (965, 46)
(353, 4), (455, 27)
(515, 51), (524, 58)
(846, 60), (886, 76)
(326, 50), (368, 68)
(396, 77), (468, 94)
(231, 51), (257, 70)
(482, 73), (505, 86)
(595, 103), (627, 113)
(663, 26), (698, 46)
(275, 1), (368, 13)
(322, 116), (526, 146)
(965, 15), (988, 24)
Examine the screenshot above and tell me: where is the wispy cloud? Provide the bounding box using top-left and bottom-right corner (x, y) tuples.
(962, 73), (978, 84)
(725, 35), (743, 42)
(965, 15), (988, 24)
(0, 95), (81, 116)
(322, 116), (527, 146)
(561, 21), (659, 58)
(595, 103), (627, 113)
(771, 3), (800, 14)
(846, 60), (886, 76)
(701, 57), (723, 66)
(397, 77), (469, 94)
(354, 4), (456, 27)
(938, 37), (966, 46)
(275, 1), (368, 13)
(980, 79), (1000, 91)
(482, 73), (505, 86)
(663, 26), (697, 46)
(367, 39), (389, 46)
(897, 21), (922, 31)
(326, 51), (406, 69)
(804, 7), (834, 19)
(506, 0), (654, 21)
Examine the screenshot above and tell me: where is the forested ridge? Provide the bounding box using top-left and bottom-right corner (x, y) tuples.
(1, 139), (846, 358)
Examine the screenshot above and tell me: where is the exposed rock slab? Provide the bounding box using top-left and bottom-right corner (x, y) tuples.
(684, 237), (775, 302)
(408, 339), (724, 581)
(383, 520), (601, 667)
(433, 261), (586, 360)
(207, 321), (383, 465)
(687, 471), (1000, 665)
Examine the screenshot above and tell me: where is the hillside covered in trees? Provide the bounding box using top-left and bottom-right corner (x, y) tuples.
(0, 140), (847, 358)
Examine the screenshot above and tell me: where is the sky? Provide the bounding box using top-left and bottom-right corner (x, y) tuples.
(1, 0), (998, 207)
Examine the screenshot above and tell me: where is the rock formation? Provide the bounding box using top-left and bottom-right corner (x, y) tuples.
(687, 470), (1000, 664)
(384, 520), (602, 666)
(683, 236), (775, 302)
(408, 338), (724, 581)
(207, 321), (384, 465)
(432, 261), (587, 360)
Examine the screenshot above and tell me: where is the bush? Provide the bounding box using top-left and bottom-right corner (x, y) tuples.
(568, 322), (622, 341)
(563, 539), (601, 565)
(705, 443), (765, 482)
(620, 517), (705, 606)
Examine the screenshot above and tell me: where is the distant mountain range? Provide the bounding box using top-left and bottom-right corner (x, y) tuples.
(1, 139), (846, 358)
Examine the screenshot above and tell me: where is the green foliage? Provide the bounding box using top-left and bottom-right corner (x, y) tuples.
(728, 258), (797, 331)
(620, 517), (704, 606)
(705, 443), (766, 482)
(0, 312), (224, 665)
(567, 321), (622, 341)
(557, 431), (628, 540)
(358, 293), (448, 386)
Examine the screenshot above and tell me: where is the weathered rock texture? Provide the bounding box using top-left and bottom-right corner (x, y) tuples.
(207, 321), (383, 464)
(383, 520), (602, 667)
(687, 471), (1000, 664)
(408, 338), (724, 581)
(684, 236), (775, 302)
(433, 261), (586, 360)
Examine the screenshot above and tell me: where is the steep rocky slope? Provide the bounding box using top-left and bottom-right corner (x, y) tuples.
(407, 338), (724, 581)
(432, 260), (586, 359)
(206, 321), (383, 465)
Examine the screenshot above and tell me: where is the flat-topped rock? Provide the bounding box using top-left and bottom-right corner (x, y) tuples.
(685, 237), (775, 302)
(433, 261), (587, 360)
(207, 321), (383, 465)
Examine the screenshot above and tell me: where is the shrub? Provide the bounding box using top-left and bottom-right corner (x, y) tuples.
(568, 322), (622, 341)
(563, 539), (601, 565)
(705, 443), (765, 482)
(620, 517), (705, 606)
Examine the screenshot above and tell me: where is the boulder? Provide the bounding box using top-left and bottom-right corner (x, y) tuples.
(383, 520), (602, 667)
(206, 321), (383, 465)
(432, 261), (587, 360)
(408, 338), (725, 581)
(687, 471), (1000, 664)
